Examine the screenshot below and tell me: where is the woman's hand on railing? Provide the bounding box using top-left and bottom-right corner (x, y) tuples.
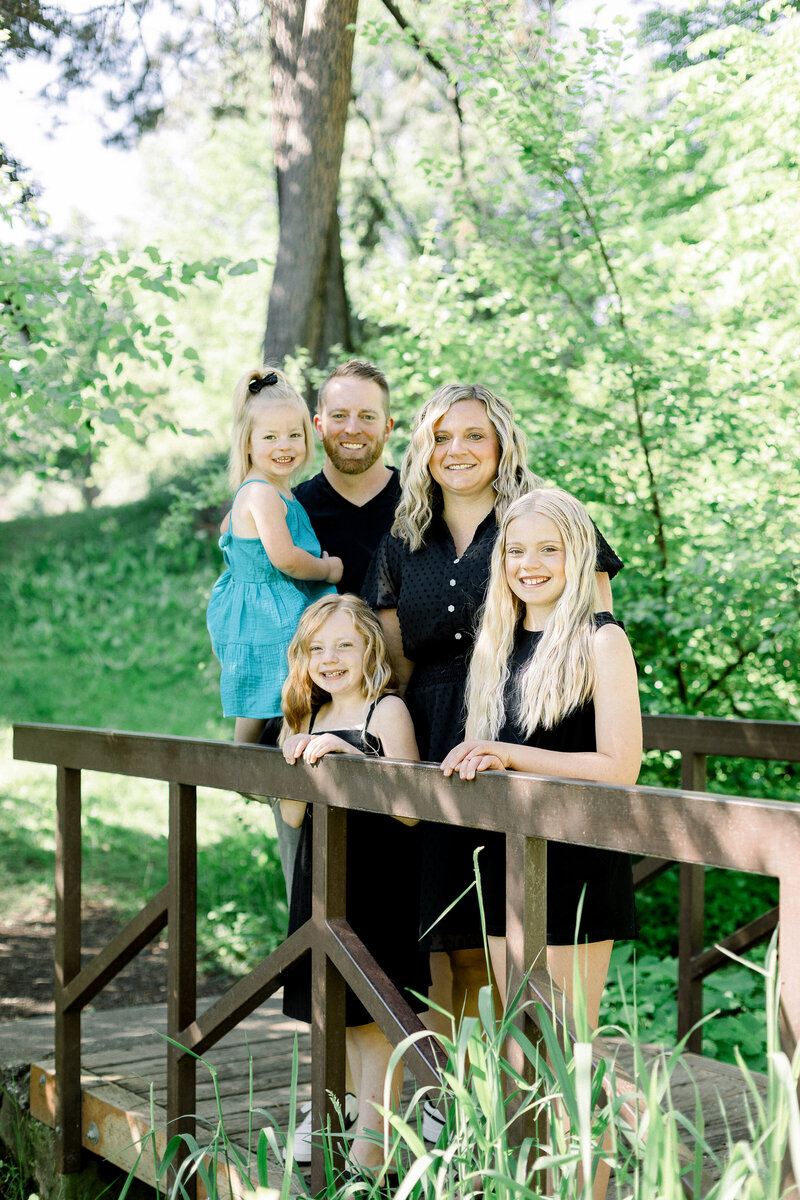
(441, 740), (510, 780)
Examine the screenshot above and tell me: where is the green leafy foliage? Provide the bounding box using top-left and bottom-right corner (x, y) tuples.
(124, 941), (800, 1198)
(0, 194), (268, 499)
(603, 943), (769, 1069)
(347, 1), (800, 725)
(0, 490), (223, 732)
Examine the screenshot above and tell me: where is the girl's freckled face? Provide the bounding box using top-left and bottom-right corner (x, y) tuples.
(306, 611), (368, 699)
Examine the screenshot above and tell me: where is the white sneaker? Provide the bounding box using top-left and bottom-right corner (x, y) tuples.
(421, 1099), (446, 1143)
(291, 1093), (358, 1164)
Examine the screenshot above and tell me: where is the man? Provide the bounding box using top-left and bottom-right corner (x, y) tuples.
(294, 359), (398, 597)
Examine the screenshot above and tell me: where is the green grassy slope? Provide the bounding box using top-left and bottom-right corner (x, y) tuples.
(1, 491), (289, 967)
(1, 492), (227, 737)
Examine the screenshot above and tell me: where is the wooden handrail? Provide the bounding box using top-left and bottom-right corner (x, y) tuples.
(641, 713), (800, 760)
(12, 716), (800, 1195)
(638, 718), (800, 1052)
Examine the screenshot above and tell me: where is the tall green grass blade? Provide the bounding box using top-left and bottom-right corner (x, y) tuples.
(573, 1041), (593, 1198)
(280, 1033), (302, 1200)
(256, 1127), (270, 1186)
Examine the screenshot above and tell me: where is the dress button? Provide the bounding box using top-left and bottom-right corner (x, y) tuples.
(453, 558), (460, 564)
(455, 632), (463, 640)
(448, 605), (455, 612)
(450, 579), (456, 586)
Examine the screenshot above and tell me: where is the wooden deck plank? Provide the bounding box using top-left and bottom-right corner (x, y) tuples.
(2, 992), (769, 1194)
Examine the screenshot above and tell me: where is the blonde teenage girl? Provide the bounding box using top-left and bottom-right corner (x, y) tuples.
(442, 487), (641, 1029)
(279, 594), (429, 1172)
(206, 369), (343, 744)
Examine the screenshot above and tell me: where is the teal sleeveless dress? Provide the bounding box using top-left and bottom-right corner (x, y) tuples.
(206, 480), (335, 719)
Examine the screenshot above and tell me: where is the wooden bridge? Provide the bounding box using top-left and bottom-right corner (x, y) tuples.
(0, 990), (771, 1198)
(8, 714), (800, 1196)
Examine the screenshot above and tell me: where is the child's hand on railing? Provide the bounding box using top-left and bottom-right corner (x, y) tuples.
(282, 733), (315, 764)
(297, 733), (365, 765)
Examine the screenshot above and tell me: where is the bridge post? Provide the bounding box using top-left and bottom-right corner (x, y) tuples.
(54, 765), (83, 1174)
(505, 831), (547, 1155)
(678, 753), (707, 1053)
(779, 871), (800, 1197)
(167, 782), (198, 1197)
(311, 803), (348, 1193)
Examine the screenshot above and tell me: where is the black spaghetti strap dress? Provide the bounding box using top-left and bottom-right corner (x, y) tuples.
(281, 700), (430, 1026)
(363, 510), (624, 952)
(479, 612), (638, 944)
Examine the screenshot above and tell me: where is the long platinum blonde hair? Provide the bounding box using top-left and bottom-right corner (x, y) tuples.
(392, 384), (542, 550)
(465, 488), (600, 739)
(281, 594), (397, 736)
(229, 367), (314, 490)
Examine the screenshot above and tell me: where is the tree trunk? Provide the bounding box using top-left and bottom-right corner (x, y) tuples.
(263, 0), (357, 370)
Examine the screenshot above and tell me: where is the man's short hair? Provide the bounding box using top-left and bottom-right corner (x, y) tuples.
(317, 360), (391, 417)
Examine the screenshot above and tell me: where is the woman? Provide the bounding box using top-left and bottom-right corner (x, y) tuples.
(363, 384), (622, 1027)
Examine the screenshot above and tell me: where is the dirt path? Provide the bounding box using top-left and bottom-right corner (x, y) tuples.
(0, 899), (236, 1022)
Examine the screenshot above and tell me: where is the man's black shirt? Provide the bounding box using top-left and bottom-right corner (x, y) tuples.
(294, 467), (401, 597)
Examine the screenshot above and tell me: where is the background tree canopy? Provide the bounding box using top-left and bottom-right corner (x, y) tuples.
(1, 0), (798, 729)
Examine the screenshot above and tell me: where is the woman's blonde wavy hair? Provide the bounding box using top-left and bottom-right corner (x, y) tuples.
(281, 594), (397, 737)
(392, 384), (542, 550)
(229, 367), (314, 490)
(465, 488), (600, 739)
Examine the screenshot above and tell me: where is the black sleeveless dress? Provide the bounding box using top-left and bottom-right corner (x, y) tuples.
(363, 511), (624, 952)
(479, 613), (638, 944)
(282, 702), (430, 1026)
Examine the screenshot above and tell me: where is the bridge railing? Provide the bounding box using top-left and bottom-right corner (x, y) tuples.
(639, 714), (800, 1051)
(12, 715), (800, 1194)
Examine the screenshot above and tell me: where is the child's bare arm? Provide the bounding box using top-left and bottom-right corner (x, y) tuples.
(297, 733), (366, 763)
(443, 626), (641, 785)
(371, 695), (419, 762)
(371, 695), (420, 825)
(247, 486), (343, 583)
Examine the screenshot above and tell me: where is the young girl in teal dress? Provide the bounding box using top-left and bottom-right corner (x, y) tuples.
(207, 369), (343, 743)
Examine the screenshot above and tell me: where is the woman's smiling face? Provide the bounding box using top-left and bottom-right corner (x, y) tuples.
(428, 399), (501, 502)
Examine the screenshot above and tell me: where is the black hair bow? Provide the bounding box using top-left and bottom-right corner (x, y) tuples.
(248, 372), (279, 394)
